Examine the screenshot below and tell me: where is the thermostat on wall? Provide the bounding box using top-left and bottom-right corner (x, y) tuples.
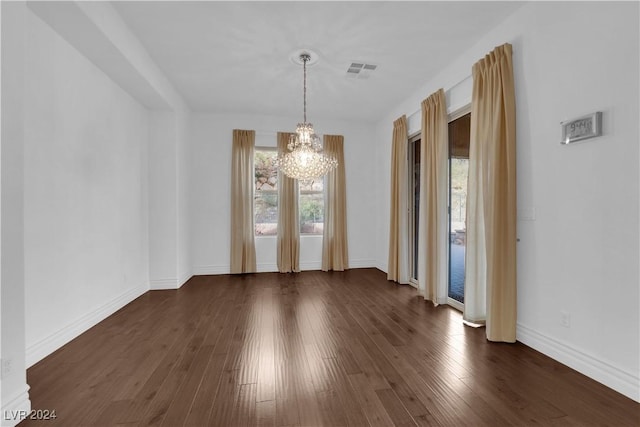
(561, 112), (602, 145)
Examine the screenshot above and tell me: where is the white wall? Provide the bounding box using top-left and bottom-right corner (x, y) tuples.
(22, 9), (150, 366)
(148, 112), (178, 287)
(374, 1), (639, 401)
(176, 109), (191, 285)
(1, 3), (31, 425)
(148, 110), (192, 289)
(190, 112), (377, 274)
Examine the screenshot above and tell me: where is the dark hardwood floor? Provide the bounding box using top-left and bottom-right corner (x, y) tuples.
(20, 268), (639, 426)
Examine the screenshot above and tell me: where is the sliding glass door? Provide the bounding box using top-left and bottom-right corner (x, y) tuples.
(448, 111), (470, 308)
(408, 135), (420, 286)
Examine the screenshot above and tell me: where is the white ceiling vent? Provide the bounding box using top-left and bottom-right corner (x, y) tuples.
(346, 62), (377, 79)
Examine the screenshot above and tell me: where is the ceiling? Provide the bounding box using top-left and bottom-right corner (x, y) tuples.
(111, 1), (526, 122)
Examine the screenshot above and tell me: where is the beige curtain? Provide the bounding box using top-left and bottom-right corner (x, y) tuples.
(418, 89), (448, 303)
(277, 132), (300, 273)
(387, 116), (408, 282)
(230, 129), (257, 274)
(322, 135), (348, 271)
(464, 43), (517, 342)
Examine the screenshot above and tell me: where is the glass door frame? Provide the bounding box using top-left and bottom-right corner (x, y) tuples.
(446, 104), (471, 312)
(407, 132), (421, 288)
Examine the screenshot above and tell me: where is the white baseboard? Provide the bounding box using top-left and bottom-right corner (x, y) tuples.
(149, 278), (179, 290)
(349, 259), (377, 269)
(256, 263), (278, 273)
(178, 271), (193, 288)
(517, 322), (640, 402)
(1, 384), (30, 427)
(25, 282), (148, 367)
(300, 261), (321, 271)
(192, 260), (377, 276)
(191, 264), (229, 276)
(191, 264), (283, 275)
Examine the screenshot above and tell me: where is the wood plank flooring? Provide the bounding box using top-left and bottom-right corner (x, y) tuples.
(20, 269), (639, 426)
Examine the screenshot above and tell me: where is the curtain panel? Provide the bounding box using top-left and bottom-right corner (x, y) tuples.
(387, 115), (408, 283)
(322, 135), (348, 271)
(230, 129), (257, 274)
(418, 89), (448, 303)
(277, 132), (300, 273)
(464, 43), (517, 342)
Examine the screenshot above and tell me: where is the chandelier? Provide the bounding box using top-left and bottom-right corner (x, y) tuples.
(276, 53), (337, 180)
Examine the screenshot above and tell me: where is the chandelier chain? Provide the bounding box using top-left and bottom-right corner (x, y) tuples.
(302, 54), (308, 123)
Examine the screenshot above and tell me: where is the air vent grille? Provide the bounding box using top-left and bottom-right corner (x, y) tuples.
(346, 62), (378, 79)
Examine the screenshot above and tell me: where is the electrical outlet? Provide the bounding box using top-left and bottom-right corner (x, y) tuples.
(560, 310), (571, 328)
(1, 358), (13, 378)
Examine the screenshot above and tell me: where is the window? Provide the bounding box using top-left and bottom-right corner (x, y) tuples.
(254, 148), (324, 236)
(299, 178), (324, 235)
(254, 148), (278, 235)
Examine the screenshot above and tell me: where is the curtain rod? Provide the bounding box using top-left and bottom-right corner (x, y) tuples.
(405, 75), (472, 120)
